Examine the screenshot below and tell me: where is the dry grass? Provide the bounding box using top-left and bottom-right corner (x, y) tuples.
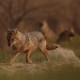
(0, 35), (80, 80)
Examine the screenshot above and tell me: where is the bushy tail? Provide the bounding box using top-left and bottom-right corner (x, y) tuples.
(46, 43), (58, 50)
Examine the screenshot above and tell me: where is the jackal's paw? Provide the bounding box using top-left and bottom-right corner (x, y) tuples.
(7, 62), (13, 66)
(27, 60), (33, 64)
(47, 59), (51, 62)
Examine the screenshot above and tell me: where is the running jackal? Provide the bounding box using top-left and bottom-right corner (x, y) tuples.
(7, 28), (58, 64)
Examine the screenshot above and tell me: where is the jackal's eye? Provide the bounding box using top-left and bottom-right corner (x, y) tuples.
(7, 36), (10, 41)
(11, 32), (14, 35)
(11, 39), (14, 41)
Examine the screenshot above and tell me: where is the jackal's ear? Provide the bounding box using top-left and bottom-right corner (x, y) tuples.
(14, 28), (18, 33)
(7, 29), (11, 32)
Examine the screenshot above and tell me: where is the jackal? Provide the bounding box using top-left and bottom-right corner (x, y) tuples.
(7, 28), (58, 64)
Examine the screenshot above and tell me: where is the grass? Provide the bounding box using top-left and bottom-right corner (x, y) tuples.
(0, 35), (80, 80)
(58, 35), (80, 58)
(0, 49), (12, 63)
(0, 65), (80, 80)
(1, 35), (80, 63)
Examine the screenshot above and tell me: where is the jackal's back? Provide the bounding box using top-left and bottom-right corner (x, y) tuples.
(26, 31), (45, 42)
(7, 29), (46, 51)
(24, 31), (45, 49)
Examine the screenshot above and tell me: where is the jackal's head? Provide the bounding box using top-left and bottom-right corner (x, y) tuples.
(7, 28), (19, 47)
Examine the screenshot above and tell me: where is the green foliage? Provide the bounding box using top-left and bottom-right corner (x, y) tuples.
(0, 49), (12, 63)
(0, 35), (80, 80)
(59, 35), (80, 58)
(0, 35), (80, 62)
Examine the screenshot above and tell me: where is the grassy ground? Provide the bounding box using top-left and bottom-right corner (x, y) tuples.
(0, 62), (80, 80)
(58, 35), (80, 59)
(0, 35), (80, 80)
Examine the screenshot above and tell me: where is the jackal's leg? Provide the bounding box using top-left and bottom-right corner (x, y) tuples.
(39, 40), (50, 61)
(8, 51), (20, 64)
(26, 48), (34, 63)
(39, 47), (50, 61)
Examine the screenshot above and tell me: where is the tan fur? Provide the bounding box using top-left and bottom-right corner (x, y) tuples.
(41, 20), (55, 40)
(7, 28), (58, 64)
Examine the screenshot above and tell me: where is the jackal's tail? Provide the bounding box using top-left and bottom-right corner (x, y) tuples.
(46, 43), (58, 50)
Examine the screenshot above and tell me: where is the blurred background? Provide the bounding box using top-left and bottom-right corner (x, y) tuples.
(0, 0), (80, 51)
(0, 1), (80, 80)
